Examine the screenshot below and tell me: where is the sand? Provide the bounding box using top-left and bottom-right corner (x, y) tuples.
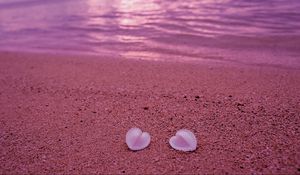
(0, 51), (299, 174)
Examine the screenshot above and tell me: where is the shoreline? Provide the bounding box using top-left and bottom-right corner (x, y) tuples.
(1, 35), (300, 70)
(0, 51), (299, 174)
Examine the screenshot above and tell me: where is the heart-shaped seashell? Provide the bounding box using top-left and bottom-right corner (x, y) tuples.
(169, 129), (197, 152)
(126, 128), (151, 151)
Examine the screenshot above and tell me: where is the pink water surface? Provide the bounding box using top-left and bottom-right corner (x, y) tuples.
(0, 0), (300, 68)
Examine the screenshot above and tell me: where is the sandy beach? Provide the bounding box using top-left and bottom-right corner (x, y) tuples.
(0, 51), (299, 174)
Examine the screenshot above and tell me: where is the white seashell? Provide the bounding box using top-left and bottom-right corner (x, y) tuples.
(126, 128), (151, 151)
(169, 129), (197, 152)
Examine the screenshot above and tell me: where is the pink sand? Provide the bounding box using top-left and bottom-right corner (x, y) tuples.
(0, 52), (299, 174)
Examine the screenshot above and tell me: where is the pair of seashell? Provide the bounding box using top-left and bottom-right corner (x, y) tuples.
(126, 128), (197, 152)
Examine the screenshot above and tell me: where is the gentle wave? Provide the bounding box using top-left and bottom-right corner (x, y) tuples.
(0, 0), (300, 67)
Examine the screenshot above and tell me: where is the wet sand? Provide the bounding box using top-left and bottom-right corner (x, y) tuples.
(0, 51), (299, 174)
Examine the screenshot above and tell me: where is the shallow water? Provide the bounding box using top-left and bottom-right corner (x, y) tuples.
(0, 0), (300, 67)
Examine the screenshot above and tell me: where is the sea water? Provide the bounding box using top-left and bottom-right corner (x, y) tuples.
(0, 0), (300, 68)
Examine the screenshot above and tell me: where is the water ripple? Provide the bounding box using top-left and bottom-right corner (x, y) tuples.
(0, 0), (299, 67)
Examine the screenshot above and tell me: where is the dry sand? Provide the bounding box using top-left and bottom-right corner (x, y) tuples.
(0, 51), (299, 174)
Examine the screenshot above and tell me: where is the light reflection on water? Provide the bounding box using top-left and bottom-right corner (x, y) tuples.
(0, 0), (300, 67)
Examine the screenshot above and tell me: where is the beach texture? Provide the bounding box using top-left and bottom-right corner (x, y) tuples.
(0, 52), (299, 174)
